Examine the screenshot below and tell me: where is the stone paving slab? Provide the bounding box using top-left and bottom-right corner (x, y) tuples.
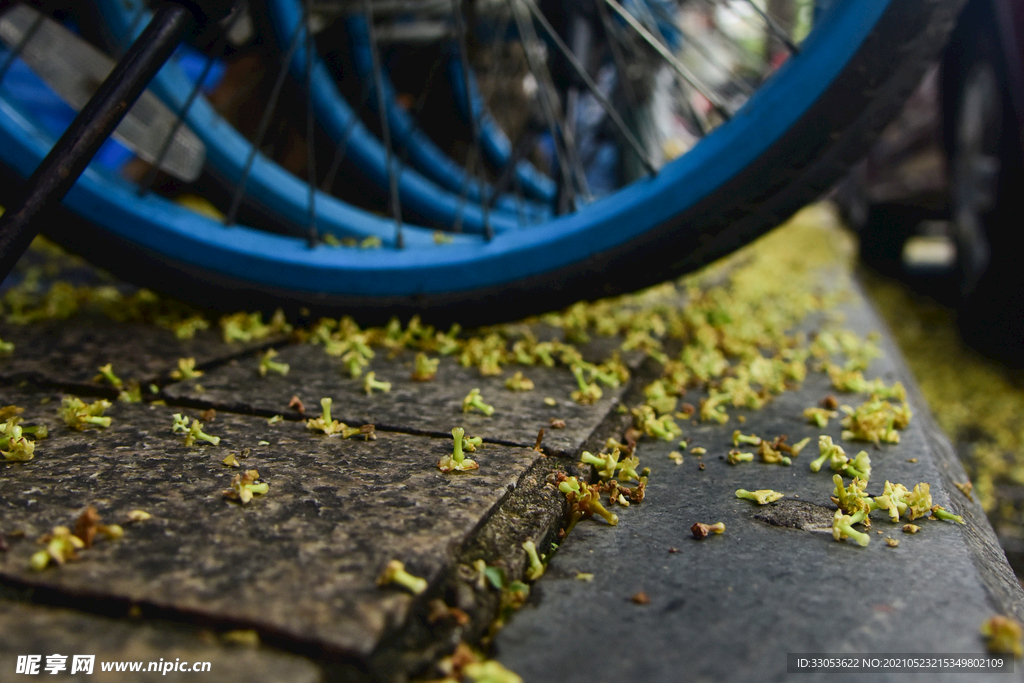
(0, 394), (543, 671)
(492, 278), (1024, 682)
(0, 317), (276, 390)
(163, 344), (631, 456)
(0, 597), (323, 683)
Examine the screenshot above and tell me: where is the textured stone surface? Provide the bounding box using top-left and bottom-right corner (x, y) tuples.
(0, 597), (322, 683)
(0, 243), (282, 389)
(492, 280), (1024, 682)
(0, 317), (272, 389)
(163, 344), (630, 456)
(3, 230), (1023, 683)
(0, 397), (542, 662)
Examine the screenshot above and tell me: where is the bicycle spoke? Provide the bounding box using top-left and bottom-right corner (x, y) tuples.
(702, 0), (795, 77)
(137, 27), (234, 196)
(451, 0), (493, 237)
(562, 85), (592, 201)
(364, 0), (403, 248)
(597, 0), (708, 144)
(539, 9), (592, 202)
(645, 1), (755, 97)
(485, 130), (531, 210)
(467, 10), (522, 180)
(225, 14), (306, 227)
(595, 0), (638, 107)
(601, 0), (731, 120)
(389, 47), (446, 195)
(509, 0), (576, 213)
(512, 166), (528, 225)
(304, 0), (318, 246)
(523, 0), (656, 176)
(627, 0), (672, 49)
(411, 50), (445, 121)
(742, 0), (800, 55)
(0, 9), (44, 86)
(601, 2), (716, 142)
(320, 77), (372, 192)
(466, 36), (539, 224)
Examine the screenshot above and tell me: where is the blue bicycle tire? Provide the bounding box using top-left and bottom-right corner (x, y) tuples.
(0, 0), (966, 325)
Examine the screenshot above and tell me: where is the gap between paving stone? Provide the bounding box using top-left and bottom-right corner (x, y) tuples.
(0, 240), (292, 392)
(367, 362), (654, 679)
(365, 457), (569, 681)
(0, 316), (286, 394)
(161, 342), (645, 458)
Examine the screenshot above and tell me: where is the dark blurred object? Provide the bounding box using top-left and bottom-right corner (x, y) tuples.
(833, 0), (1024, 360)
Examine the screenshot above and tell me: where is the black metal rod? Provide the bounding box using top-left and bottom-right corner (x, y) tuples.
(0, 2), (197, 282)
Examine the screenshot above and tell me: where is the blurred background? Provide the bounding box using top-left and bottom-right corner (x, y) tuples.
(831, 0), (1024, 576)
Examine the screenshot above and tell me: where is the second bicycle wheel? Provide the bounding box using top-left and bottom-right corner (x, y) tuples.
(0, 0), (966, 324)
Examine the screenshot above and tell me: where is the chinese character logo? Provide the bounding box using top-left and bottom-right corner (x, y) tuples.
(15, 655), (41, 674)
(71, 655), (95, 674)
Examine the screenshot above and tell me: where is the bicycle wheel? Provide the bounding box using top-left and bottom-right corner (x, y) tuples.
(93, 0), (537, 238)
(0, 0), (966, 325)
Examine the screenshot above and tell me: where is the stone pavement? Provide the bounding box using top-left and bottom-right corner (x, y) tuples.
(0, 209), (1022, 682)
